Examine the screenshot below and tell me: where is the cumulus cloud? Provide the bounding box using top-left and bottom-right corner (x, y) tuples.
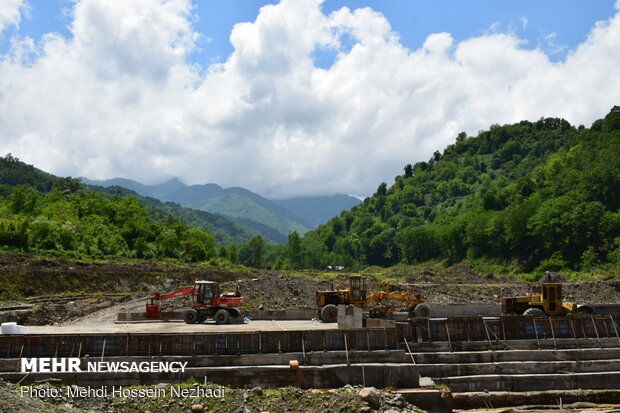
(0, 0), (25, 36)
(0, 0), (619, 198)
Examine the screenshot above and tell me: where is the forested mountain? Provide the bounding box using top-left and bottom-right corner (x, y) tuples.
(83, 178), (359, 243)
(184, 187), (309, 243)
(298, 107), (620, 272)
(83, 178), (309, 243)
(0, 157), (258, 259)
(90, 186), (259, 245)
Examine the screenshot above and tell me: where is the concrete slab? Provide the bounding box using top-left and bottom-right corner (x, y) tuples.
(25, 320), (338, 335)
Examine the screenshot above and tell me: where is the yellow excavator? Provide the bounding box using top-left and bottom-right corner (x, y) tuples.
(501, 283), (593, 316)
(316, 275), (430, 322)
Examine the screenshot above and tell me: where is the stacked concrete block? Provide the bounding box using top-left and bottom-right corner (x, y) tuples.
(337, 305), (363, 329)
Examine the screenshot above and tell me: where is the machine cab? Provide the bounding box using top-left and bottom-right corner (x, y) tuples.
(542, 283), (562, 315)
(348, 276), (367, 303)
(194, 281), (218, 306)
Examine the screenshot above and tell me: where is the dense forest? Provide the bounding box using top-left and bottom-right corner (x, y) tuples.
(299, 107), (620, 273)
(1, 107), (619, 274)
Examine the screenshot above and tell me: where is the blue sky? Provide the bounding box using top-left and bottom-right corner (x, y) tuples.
(1, 0), (619, 197)
(4, 0), (616, 64)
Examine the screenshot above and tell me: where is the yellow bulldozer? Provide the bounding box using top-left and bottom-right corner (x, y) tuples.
(316, 275), (430, 322)
(501, 283), (593, 316)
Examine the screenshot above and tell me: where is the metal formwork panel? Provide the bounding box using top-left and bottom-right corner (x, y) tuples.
(2, 316), (616, 357)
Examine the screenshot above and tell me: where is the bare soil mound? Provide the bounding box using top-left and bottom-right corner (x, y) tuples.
(539, 271), (568, 283)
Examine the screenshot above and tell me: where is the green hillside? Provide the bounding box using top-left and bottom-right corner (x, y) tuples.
(300, 107), (620, 273)
(191, 192), (308, 243)
(92, 186), (259, 245)
(0, 157), (257, 259)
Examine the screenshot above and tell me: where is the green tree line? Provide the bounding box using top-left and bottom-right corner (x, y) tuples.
(0, 166), (216, 261)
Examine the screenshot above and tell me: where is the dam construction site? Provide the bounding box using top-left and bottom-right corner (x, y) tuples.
(1, 255), (620, 412)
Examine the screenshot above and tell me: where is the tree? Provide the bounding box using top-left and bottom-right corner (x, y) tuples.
(287, 231), (302, 269)
(376, 182), (387, 197)
(53, 177), (84, 196)
(397, 225), (438, 264)
(8, 185), (39, 214)
(248, 236), (265, 268)
(227, 244), (238, 264)
(181, 228), (216, 262)
(404, 164), (413, 179)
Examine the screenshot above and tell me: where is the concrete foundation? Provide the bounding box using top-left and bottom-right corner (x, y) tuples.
(409, 336), (620, 396)
(453, 389), (620, 409)
(3, 314), (620, 409)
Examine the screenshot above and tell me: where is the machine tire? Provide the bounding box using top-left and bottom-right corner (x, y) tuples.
(214, 309), (230, 325)
(229, 308), (241, 321)
(413, 303), (431, 318)
(523, 307), (546, 317)
(184, 309), (198, 324)
(320, 304), (338, 323)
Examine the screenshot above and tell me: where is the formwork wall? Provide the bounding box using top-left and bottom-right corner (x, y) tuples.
(0, 328), (398, 358)
(398, 315), (620, 342)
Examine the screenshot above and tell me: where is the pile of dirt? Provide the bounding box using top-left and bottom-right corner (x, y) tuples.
(445, 263), (484, 283)
(401, 264), (497, 284)
(539, 271), (567, 283)
(402, 281), (620, 305)
(227, 274), (335, 310)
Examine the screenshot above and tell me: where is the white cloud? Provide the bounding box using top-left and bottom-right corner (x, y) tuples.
(520, 17), (528, 31)
(0, 0), (619, 198)
(0, 0), (25, 36)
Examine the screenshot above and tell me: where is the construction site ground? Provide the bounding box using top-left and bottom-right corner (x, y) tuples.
(1, 253), (620, 327)
(3, 254), (620, 412)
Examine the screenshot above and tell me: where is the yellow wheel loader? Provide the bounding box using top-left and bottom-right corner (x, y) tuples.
(316, 275), (430, 322)
(501, 283), (593, 316)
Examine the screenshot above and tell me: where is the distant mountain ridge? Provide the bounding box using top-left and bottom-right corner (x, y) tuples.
(80, 177), (361, 243)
